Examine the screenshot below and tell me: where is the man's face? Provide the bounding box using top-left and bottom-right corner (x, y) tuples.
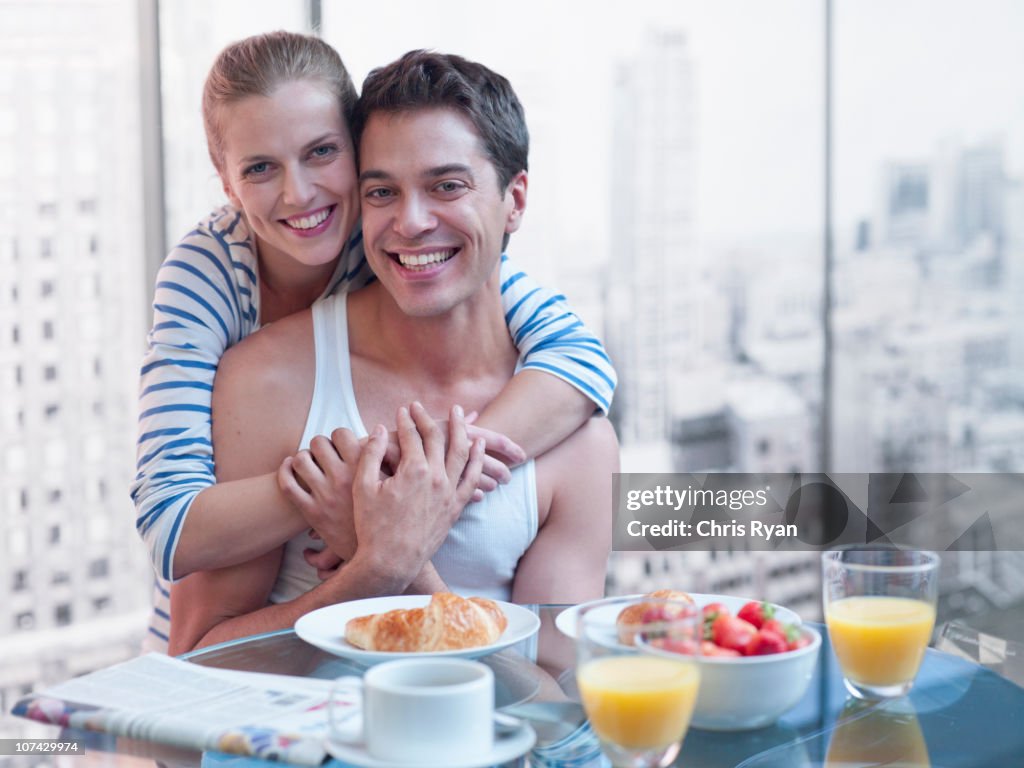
(358, 108), (526, 318)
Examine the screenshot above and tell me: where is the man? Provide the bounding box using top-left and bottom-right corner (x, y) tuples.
(169, 50), (618, 653)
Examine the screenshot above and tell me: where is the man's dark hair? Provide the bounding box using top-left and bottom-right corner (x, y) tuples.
(352, 50), (529, 191)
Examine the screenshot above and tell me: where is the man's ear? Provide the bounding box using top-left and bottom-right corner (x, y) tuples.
(503, 171), (528, 235)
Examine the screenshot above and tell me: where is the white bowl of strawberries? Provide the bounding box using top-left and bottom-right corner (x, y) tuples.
(643, 593), (821, 731)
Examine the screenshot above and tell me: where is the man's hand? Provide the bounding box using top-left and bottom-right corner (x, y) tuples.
(347, 402), (484, 591)
(376, 411), (521, 497)
(277, 427), (362, 562)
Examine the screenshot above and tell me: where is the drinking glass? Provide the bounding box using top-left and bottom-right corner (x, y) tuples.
(822, 547), (940, 699)
(575, 596), (701, 768)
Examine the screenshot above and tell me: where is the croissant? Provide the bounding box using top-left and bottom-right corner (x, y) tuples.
(345, 592), (508, 652)
(616, 589), (695, 645)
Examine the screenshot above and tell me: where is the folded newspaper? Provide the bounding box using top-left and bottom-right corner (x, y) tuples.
(12, 653), (356, 765)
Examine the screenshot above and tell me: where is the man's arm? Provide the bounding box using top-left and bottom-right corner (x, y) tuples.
(511, 417), (618, 604)
(170, 395), (484, 653)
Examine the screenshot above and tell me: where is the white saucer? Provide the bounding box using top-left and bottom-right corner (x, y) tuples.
(325, 722), (536, 768)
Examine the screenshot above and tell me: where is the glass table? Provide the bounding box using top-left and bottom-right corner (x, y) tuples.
(34, 605), (1024, 766)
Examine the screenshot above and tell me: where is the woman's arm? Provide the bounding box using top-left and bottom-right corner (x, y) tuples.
(476, 255), (617, 459)
(133, 208), (332, 581)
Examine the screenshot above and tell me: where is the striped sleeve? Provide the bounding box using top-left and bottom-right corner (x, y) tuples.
(498, 255), (616, 414)
(130, 207), (259, 582)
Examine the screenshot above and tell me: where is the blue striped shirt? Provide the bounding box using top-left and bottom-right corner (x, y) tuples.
(132, 205), (617, 585)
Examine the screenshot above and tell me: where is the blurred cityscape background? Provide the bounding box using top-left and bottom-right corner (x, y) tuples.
(2, 0), (1023, 738)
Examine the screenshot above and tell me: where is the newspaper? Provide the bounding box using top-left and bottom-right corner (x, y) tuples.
(11, 653), (357, 765)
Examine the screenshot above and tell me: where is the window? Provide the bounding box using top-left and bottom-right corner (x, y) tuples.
(88, 558), (109, 578)
(92, 596), (111, 611)
(12, 570), (28, 591)
(41, 280), (54, 298)
(40, 238), (52, 258)
(55, 604), (72, 626)
(51, 570), (70, 585)
(78, 199), (96, 214)
(48, 524), (60, 544)
(42, 319), (54, 339)
(15, 612), (35, 630)
(37, 202), (57, 217)
(43, 364), (57, 381)
(44, 403), (60, 419)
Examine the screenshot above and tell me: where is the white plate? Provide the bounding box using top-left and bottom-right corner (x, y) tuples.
(555, 593), (802, 640)
(295, 595), (540, 664)
(325, 720), (535, 768)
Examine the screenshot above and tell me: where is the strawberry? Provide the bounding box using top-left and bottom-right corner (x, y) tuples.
(787, 632), (812, 651)
(701, 602), (729, 640)
(654, 637), (698, 656)
(701, 640), (741, 657)
(702, 602), (729, 620)
(711, 614), (758, 653)
(744, 628), (789, 656)
(737, 600), (775, 630)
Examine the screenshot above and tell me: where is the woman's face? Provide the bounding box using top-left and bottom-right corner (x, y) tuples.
(218, 79), (360, 271)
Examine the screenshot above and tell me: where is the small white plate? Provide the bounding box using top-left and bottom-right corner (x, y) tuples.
(325, 720), (536, 768)
(295, 595), (540, 664)
(555, 593), (803, 640)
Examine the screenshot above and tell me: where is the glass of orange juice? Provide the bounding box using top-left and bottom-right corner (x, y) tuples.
(822, 547), (940, 699)
(575, 596), (701, 768)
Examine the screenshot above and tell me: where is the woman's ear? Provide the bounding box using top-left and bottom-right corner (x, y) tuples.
(221, 173), (242, 209)
(503, 171), (528, 235)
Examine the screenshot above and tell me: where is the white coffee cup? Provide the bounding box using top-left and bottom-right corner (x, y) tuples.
(329, 658), (495, 763)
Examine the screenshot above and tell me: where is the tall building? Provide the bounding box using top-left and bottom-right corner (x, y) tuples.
(607, 28), (698, 445)
(0, 0), (150, 722)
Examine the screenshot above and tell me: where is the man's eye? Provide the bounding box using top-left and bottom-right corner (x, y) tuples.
(437, 181), (464, 193)
(310, 145), (337, 159)
(364, 188), (393, 199)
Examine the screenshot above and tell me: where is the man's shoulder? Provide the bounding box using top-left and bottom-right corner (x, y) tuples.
(219, 308), (315, 393)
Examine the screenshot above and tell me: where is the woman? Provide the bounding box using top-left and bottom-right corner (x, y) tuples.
(132, 31), (617, 649)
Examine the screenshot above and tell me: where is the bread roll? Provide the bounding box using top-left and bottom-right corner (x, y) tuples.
(616, 589), (694, 645)
(345, 592), (508, 652)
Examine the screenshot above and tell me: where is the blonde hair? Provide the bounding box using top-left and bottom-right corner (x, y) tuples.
(202, 31), (357, 173)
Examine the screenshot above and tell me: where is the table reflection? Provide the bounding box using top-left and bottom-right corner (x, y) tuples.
(825, 698), (930, 767)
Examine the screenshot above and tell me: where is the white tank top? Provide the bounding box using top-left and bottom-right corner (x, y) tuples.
(269, 293), (538, 605)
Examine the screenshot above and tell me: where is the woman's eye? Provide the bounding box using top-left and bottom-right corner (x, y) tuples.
(244, 162), (270, 177)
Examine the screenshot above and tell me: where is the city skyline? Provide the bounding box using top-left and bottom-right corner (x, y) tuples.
(1, 0), (1022, 738)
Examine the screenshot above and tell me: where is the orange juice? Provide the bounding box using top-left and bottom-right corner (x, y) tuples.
(827, 596), (936, 686)
(576, 656), (700, 749)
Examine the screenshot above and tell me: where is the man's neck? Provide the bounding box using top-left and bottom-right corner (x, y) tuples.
(348, 277), (519, 423)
